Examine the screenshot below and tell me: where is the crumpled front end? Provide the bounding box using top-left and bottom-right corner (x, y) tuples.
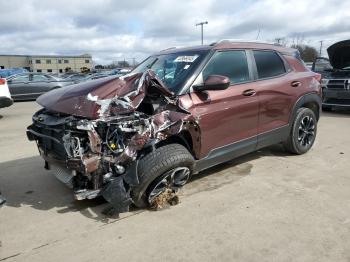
(27, 70), (200, 214)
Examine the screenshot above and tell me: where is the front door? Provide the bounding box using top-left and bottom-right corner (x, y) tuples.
(188, 50), (259, 161)
(7, 74), (30, 99)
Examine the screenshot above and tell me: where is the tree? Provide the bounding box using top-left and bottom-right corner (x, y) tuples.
(291, 44), (318, 62)
(117, 60), (130, 68)
(274, 37), (288, 47)
(95, 64), (104, 69)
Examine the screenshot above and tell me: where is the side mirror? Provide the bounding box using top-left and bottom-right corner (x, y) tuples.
(193, 75), (230, 92)
(7, 79), (12, 84)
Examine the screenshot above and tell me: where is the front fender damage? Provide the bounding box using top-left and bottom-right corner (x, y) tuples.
(28, 70), (200, 216)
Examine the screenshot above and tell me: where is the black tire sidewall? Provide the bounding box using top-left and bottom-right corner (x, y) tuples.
(291, 108), (317, 154)
(131, 144), (194, 207)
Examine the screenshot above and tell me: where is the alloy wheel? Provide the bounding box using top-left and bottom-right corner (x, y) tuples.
(297, 115), (315, 147)
(147, 167), (190, 204)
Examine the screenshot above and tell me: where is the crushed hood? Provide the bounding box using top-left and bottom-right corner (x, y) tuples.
(37, 70), (175, 119)
(327, 40), (350, 69)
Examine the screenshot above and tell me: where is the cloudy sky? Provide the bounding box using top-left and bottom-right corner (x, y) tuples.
(1, 0), (349, 64)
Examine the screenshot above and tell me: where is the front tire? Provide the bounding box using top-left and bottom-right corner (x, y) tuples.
(284, 108), (317, 155)
(131, 144), (194, 208)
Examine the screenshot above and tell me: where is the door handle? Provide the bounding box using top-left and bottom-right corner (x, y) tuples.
(291, 81), (301, 87)
(242, 89), (256, 96)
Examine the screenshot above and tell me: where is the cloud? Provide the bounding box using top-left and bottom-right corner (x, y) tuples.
(0, 0), (349, 64)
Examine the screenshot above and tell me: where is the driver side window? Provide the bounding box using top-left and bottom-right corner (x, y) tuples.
(11, 74), (29, 83)
(202, 50), (250, 84)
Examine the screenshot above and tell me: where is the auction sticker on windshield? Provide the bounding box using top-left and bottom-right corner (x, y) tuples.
(174, 55), (199, 63)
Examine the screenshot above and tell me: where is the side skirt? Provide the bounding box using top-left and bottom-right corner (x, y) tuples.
(194, 125), (290, 174)
(256, 125), (290, 150)
(194, 136), (257, 174)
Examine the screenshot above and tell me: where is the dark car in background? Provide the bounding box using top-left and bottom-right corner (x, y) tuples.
(62, 73), (88, 82)
(63, 73), (112, 83)
(0, 68), (28, 78)
(7, 73), (75, 101)
(82, 73), (109, 81)
(313, 40), (350, 110)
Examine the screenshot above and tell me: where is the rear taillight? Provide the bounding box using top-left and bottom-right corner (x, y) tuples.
(314, 73), (322, 83)
(0, 78), (6, 85)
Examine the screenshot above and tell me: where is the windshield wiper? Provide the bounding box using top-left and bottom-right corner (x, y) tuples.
(146, 58), (158, 69)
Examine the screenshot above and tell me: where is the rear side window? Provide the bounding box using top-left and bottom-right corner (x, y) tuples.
(32, 74), (49, 82)
(253, 50), (286, 79)
(11, 74), (29, 83)
(203, 50), (250, 84)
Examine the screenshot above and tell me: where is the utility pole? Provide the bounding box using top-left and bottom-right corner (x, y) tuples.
(256, 28), (261, 40)
(195, 21), (208, 45)
(319, 40), (323, 56)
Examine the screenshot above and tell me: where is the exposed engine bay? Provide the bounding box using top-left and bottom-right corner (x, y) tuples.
(27, 70), (200, 214)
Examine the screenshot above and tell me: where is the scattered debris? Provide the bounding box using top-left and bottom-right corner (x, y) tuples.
(150, 189), (180, 210)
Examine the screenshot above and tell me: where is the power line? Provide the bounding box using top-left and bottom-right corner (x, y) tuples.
(256, 28), (261, 40)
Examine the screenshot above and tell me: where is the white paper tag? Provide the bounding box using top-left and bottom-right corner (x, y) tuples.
(174, 55), (198, 63)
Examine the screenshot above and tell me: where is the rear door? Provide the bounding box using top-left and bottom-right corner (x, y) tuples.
(189, 50), (259, 160)
(251, 50), (297, 148)
(7, 74), (30, 99)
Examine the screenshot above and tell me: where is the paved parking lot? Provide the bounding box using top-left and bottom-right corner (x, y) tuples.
(0, 101), (350, 262)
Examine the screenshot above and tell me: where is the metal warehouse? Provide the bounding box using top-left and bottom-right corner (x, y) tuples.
(0, 54), (92, 73)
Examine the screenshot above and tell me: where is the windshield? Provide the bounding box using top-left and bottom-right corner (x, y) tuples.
(132, 50), (209, 94)
(314, 58), (333, 72)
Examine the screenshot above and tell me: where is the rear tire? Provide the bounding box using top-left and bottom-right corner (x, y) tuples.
(131, 144), (194, 208)
(284, 108), (317, 155)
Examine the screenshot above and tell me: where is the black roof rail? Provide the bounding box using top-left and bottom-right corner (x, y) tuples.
(160, 47), (177, 51)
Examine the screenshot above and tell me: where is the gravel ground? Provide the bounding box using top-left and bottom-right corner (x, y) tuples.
(0, 101), (350, 262)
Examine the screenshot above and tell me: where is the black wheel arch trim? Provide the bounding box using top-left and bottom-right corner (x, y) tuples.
(290, 93), (322, 123)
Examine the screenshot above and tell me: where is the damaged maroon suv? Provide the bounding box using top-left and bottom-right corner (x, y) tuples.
(27, 40), (322, 214)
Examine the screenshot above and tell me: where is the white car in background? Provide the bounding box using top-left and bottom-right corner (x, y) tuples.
(0, 78), (13, 108)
